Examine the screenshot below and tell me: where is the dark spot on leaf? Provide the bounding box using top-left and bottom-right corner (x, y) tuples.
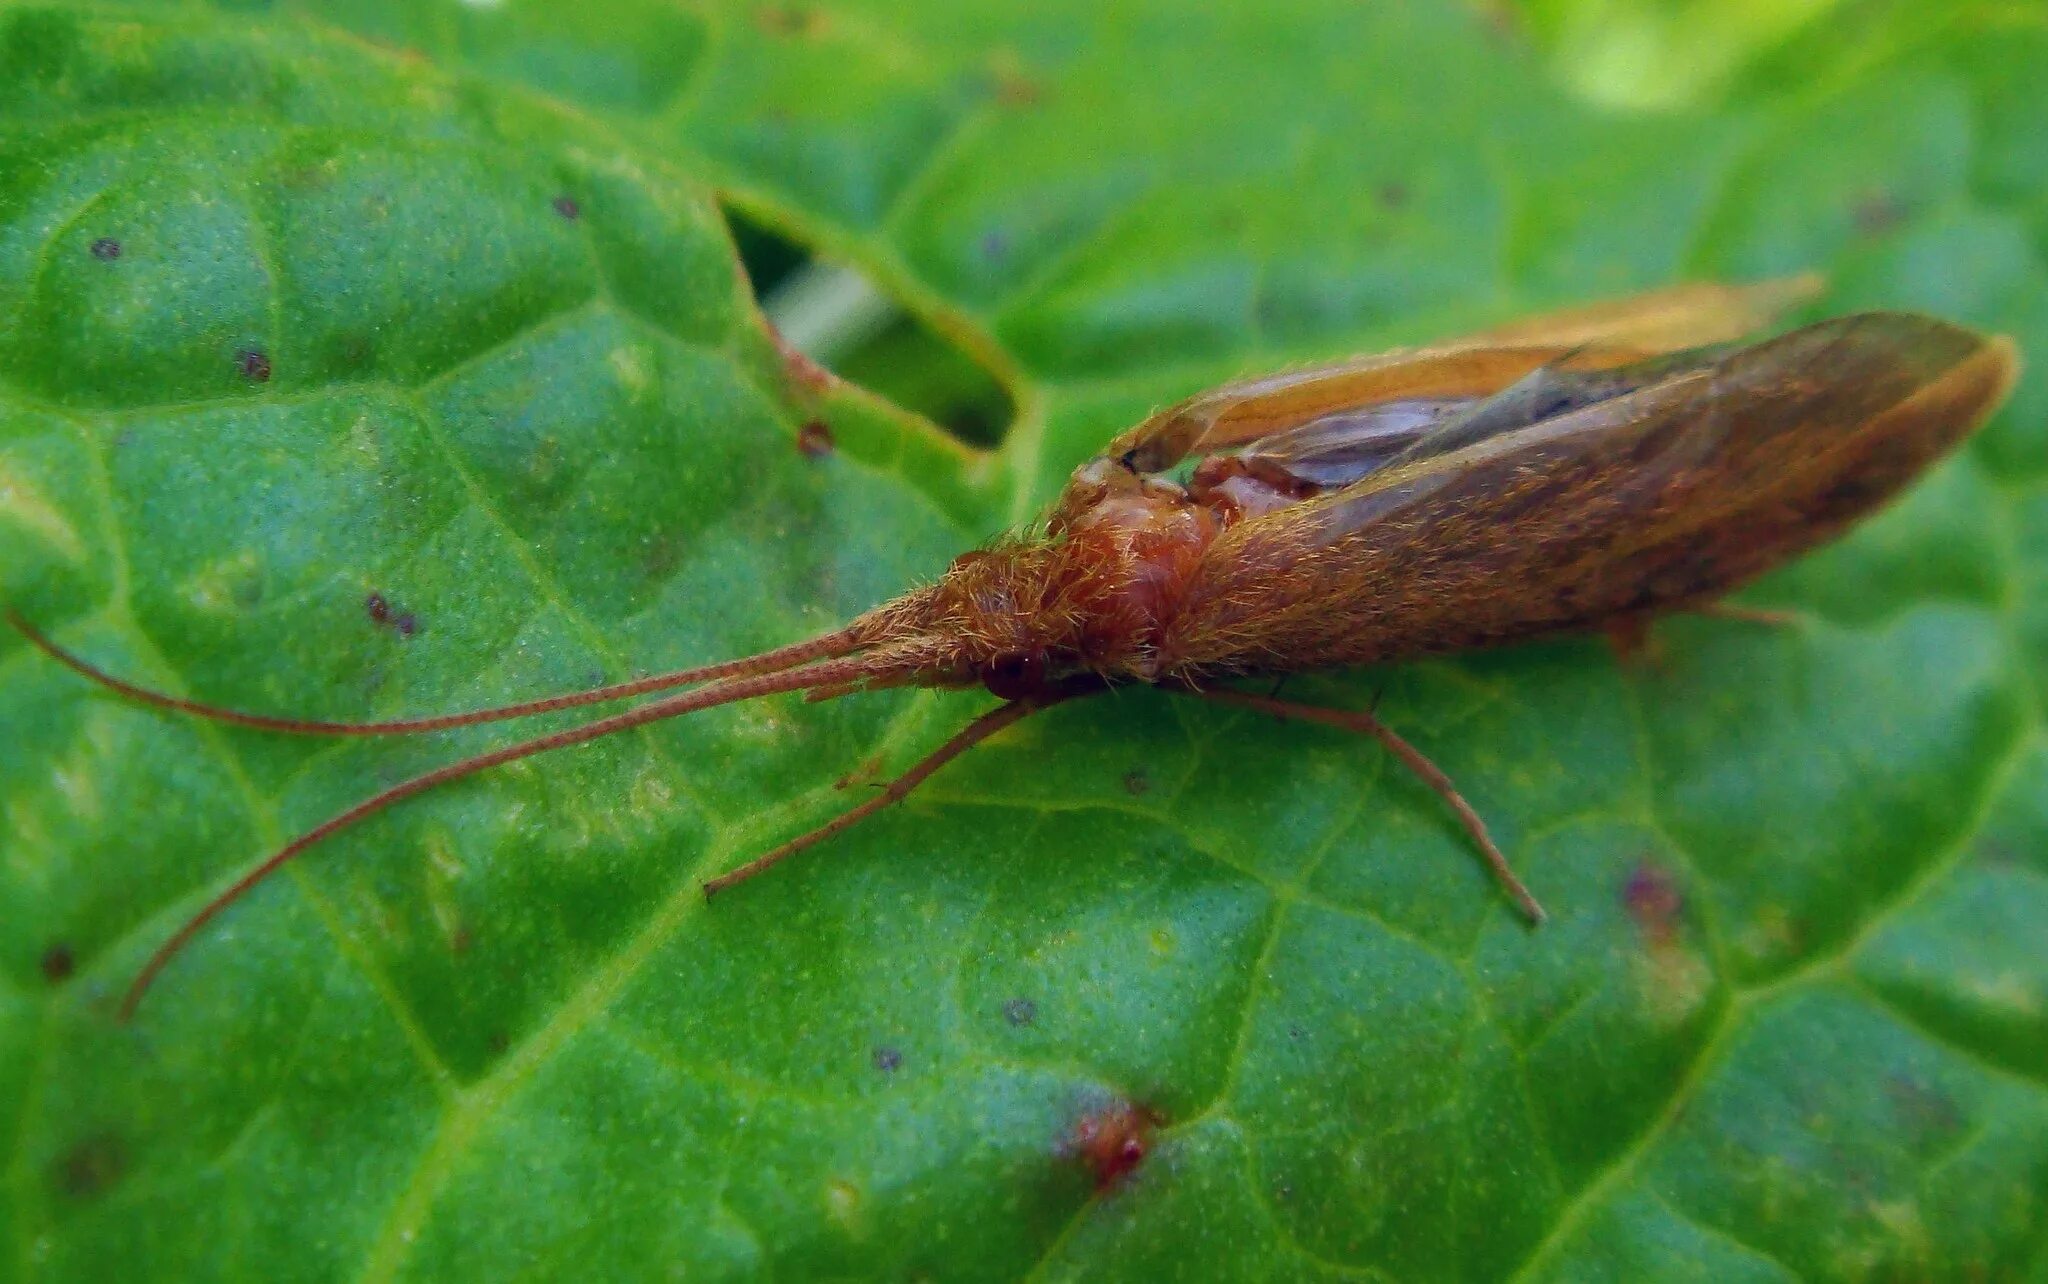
(1003, 997), (1037, 1027)
(1287, 1024), (1305, 1041)
(1624, 859), (1683, 947)
(978, 230), (1009, 262)
(1977, 838), (2021, 868)
(1476, 1), (1522, 41)
(1886, 1073), (1964, 1138)
(277, 162), (335, 191)
(551, 194), (581, 221)
(54, 1134), (126, 1201)
(796, 419), (835, 458)
(990, 60), (1042, 108)
(1068, 1101), (1161, 1191)
(756, 5), (826, 36)
(872, 1046), (902, 1073)
(486, 1031), (510, 1056)
(642, 530), (686, 579)
(1853, 189), (1904, 237)
(236, 347), (272, 383)
(1121, 768), (1150, 796)
(364, 592), (418, 640)
(40, 943), (75, 983)
(88, 237), (120, 261)
(1377, 182), (1409, 210)
(449, 924), (472, 956)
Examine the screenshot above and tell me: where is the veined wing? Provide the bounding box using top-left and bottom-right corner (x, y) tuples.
(1164, 313), (2017, 674)
(1462, 274), (1822, 349)
(1100, 276), (1822, 475)
(1229, 343), (1729, 491)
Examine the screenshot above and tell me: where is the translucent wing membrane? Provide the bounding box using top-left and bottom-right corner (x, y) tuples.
(1232, 399), (1463, 487)
(1229, 345), (1736, 494)
(1109, 345), (1639, 474)
(1461, 274), (1824, 349)
(1101, 275), (1822, 474)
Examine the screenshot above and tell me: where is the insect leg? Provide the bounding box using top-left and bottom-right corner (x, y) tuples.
(1185, 686), (1548, 924)
(702, 692), (1076, 899)
(1690, 600), (1802, 629)
(1605, 599), (1801, 666)
(1603, 616), (1660, 666)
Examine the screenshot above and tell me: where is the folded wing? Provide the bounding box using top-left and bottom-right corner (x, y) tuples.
(1161, 313), (2016, 675)
(1099, 276), (1822, 474)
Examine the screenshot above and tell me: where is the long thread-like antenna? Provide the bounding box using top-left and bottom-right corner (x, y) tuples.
(6, 606), (865, 736)
(118, 652), (885, 1020)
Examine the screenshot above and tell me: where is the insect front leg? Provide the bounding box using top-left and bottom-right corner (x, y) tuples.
(1176, 686), (1548, 924)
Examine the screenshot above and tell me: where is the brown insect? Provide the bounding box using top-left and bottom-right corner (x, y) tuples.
(8, 277), (2018, 1020)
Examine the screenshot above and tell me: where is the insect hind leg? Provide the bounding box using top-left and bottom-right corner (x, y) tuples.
(1690, 600), (1802, 629)
(1178, 685), (1548, 924)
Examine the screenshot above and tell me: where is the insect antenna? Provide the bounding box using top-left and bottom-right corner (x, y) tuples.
(701, 689), (1077, 899)
(118, 650), (888, 1021)
(5, 605), (866, 736)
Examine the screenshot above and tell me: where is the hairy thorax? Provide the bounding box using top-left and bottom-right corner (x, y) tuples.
(1011, 456), (1338, 684)
(1046, 460), (1221, 671)
(896, 449), (1348, 697)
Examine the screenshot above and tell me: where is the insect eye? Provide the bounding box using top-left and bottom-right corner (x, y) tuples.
(983, 650), (1048, 700)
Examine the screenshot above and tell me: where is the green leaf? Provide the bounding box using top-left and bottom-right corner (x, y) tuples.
(3, 2), (2044, 1280)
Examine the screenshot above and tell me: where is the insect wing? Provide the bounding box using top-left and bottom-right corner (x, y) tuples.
(1234, 344), (1734, 493)
(1100, 276), (1822, 474)
(1230, 398), (1463, 488)
(1168, 313), (2016, 671)
(1463, 274), (1823, 350)
(1320, 313), (2001, 547)
(1104, 345), (1633, 474)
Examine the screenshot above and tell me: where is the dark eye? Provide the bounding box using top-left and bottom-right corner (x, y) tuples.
(983, 650), (1048, 700)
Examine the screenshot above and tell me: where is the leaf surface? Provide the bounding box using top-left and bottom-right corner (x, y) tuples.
(2, 3), (2045, 1280)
